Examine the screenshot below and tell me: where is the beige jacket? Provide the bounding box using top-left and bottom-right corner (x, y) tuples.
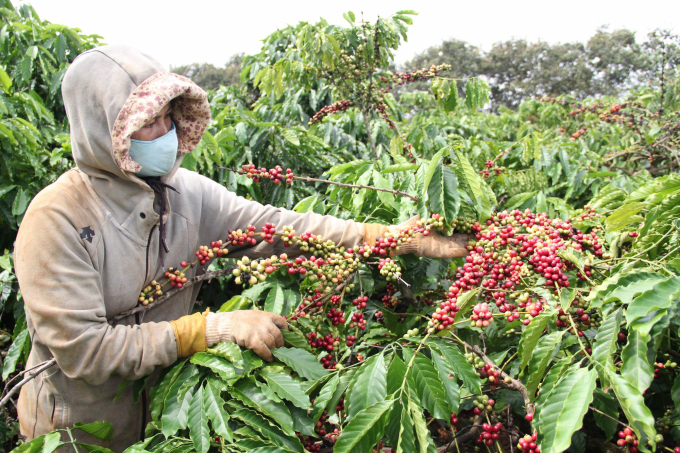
(14, 45), (363, 452)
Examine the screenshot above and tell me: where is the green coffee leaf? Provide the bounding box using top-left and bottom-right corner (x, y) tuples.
(333, 400), (395, 453)
(272, 347), (327, 381)
(518, 311), (555, 372)
(538, 367), (597, 453)
(188, 385), (210, 453)
(203, 382), (232, 442)
(73, 421), (114, 442)
(620, 330), (654, 393)
(259, 369), (310, 410)
(346, 353), (388, 421)
(232, 380), (295, 436)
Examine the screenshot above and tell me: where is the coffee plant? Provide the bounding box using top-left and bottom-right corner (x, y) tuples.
(3, 4), (680, 453)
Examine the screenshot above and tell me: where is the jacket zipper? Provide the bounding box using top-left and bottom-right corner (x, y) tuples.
(138, 222), (157, 441)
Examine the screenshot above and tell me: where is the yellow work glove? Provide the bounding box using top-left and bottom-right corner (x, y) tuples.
(363, 215), (470, 258)
(170, 312), (208, 358)
(204, 309), (288, 362)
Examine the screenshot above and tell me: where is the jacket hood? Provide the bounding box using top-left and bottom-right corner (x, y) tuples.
(62, 45), (210, 183)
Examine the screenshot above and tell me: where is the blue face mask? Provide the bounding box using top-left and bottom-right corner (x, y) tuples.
(128, 121), (178, 177)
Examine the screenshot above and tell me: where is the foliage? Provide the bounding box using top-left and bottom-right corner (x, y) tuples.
(0, 0), (101, 250)
(3, 4), (680, 453)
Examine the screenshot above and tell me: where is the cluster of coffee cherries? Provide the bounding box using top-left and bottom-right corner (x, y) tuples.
(479, 158), (505, 178)
(471, 302), (493, 327)
(352, 295), (368, 309)
(654, 360), (678, 378)
(381, 283), (398, 309)
(569, 102), (602, 116)
(309, 99), (352, 125)
(387, 64), (451, 87)
(429, 209), (604, 333)
(195, 242), (225, 266)
(138, 280), (163, 305)
(349, 312), (367, 330)
(227, 226), (258, 246)
(478, 363), (502, 387)
(450, 412), (459, 430)
(166, 266), (189, 288)
(232, 255), (280, 285)
(517, 433), (540, 453)
(616, 427), (639, 452)
(299, 435), (321, 453)
(575, 205), (603, 222)
(378, 258), (402, 282)
(536, 96), (567, 105)
(472, 394), (495, 414)
(326, 307), (346, 326)
(570, 126), (587, 141)
(238, 163), (294, 184)
(476, 422), (503, 446)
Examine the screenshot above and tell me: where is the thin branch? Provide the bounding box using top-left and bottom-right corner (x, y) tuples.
(453, 337), (534, 417)
(109, 267), (235, 324)
(217, 166), (419, 202)
(0, 358), (56, 409)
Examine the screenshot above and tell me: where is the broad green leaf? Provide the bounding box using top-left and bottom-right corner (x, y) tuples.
(591, 307), (623, 373)
(188, 385), (210, 453)
(204, 382), (232, 442)
(588, 272), (666, 307)
(346, 353), (387, 421)
(264, 282), (285, 315)
(383, 163), (418, 173)
(455, 150), (490, 222)
(281, 329), (313, 352)
(311, 373), (339, 422)
(272, 347), (327, 381)
(443, 81), (459, 112)
(427, 160), (459, 224)
(75, 444), (115, 453)
(409, 394), (437, 453)
(281, 129), (300, 146)
(534, 358), (573, 429)
(620, 330), (654, 393)
(259, 369), (310, 409)
(206, 342), (244, 368)
(326, 368), (358, 416)
(559, 288), (578, 312)
(422, 149), (447, 195)
(2, 328), (28, 380)
(42, 432), (63, 453)
(0, 67), (11, 93)
(386, 354), (408, 395)
(11, 188), (29, 217)
(231, 408), (304, 452)
(431, 352), (460, 415)
(592, 389), (619, 440)
(627, 276), (680, 334)
(232, 380), (295, 436)
(605, 202), (645, 232)
(333, 400), (394, 453)
(73, 421), (114, 442)
(526, 331), (564, 401)
(11, 435), (44, 453)
(191, 353), (239, 383)
(607, 370), (657, 450)
(161, 366), (196, 437)
(405, 351), (449, 420)
(538, 367), (597, 453)
(289, 404), (316, 438)
(429, 340), (482, 394)
(453, 287), (480, 322)
(149, 359), (187, 420)
(518, 311), (555, 372)
(395, 398), (416, 453)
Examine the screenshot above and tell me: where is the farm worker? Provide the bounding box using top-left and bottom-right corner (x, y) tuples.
(13, 45), (469, 452)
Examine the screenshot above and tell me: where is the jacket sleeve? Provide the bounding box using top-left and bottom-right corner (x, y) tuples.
(14, 189), (178, 385)
(191, 171), (365, 258)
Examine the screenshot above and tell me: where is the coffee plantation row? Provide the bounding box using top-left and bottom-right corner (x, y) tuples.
(1, 3), (680, 453)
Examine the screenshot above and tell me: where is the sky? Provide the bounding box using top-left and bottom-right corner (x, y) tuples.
(18, 0), (680, 69)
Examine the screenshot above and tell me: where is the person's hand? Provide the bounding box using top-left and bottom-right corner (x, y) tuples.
(205, 309), (288, 362)
(363, 215), (471, 259)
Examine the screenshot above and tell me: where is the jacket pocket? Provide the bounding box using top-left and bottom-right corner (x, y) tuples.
(50, 393), (66, 430)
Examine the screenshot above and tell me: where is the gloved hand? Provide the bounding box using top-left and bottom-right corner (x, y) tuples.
(363, 215), (470, 258)
(170, 309), (288, 361)
(205, 309), (288, 362)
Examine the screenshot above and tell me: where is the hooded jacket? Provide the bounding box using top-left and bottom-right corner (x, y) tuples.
(14, 45), (363, 452)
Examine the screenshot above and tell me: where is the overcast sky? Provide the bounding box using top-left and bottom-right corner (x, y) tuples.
(18, 0), (680, 69)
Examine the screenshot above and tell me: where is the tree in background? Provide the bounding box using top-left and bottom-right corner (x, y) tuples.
(171, 53), (244, 91)
(403, 27), (680, 110)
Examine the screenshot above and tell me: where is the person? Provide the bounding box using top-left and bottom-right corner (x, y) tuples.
(13, 45), (469, 452)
